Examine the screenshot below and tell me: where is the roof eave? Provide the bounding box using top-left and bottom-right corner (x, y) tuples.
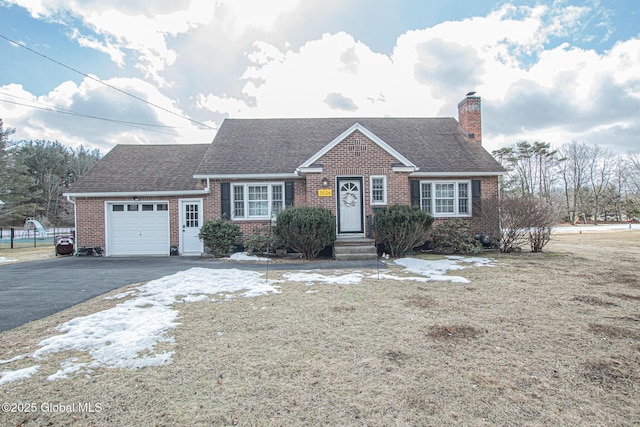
(193, 173), (301, 180)
(63, 189), (210, 198)
(409, 171), (507, 177)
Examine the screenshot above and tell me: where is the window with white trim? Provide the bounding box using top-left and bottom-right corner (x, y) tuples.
(420, 181), (471, 217)
(370, 176), (387, 205)
(231, 183), (284, 219)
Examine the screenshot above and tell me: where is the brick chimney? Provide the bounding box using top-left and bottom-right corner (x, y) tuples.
(458, 94), (481, 144)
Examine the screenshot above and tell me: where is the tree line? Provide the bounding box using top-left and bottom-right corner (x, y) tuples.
(493, 140), (640, 224)
(0, 119), (101, 227)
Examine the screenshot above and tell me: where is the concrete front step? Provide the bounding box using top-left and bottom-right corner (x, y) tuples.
(334, 239), (377, 261)
(335, 252), (378, 261)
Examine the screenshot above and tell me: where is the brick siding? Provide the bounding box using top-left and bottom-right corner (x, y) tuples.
(74, 131), (501, 251)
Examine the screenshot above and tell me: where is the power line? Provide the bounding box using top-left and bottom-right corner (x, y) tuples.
(0, 98), (180, 137)
(0, 33), (215, 130)
(0, 90), (178, 129)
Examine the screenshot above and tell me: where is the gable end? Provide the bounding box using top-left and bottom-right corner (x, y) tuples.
(298, 123), (417, 171)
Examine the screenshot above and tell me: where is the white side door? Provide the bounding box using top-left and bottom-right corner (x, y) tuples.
(179, 199), (203, 255)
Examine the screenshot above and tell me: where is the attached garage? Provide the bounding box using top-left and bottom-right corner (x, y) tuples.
(106, 202), (170, 256)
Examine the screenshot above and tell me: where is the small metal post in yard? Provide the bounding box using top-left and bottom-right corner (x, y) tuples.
(265, 245), (270, 284)
(10, 227), (14, 249)
(375, 240), (380, 280)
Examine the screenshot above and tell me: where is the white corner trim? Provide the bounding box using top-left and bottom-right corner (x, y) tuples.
(299, 123), (417, 169)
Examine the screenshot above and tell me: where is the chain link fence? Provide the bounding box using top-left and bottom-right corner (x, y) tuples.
(0, 227), (74, 249)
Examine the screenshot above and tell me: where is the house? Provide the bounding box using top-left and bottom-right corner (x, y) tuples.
(64, 95), (505, 256)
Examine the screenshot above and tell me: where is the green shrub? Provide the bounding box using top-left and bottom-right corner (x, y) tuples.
(430, 218), (482, 253)
(243, 226), (285, 255)
(373, 205), (434, 257)
(274, 207), (336, 259)
(198, 218), (242, 258)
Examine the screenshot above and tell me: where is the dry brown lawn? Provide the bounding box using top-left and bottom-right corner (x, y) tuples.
(1, 231), (639, 426)
(0, 246), (56, 264)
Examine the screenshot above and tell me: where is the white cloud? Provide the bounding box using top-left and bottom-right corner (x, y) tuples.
(1, 77), (213, 151)
(3, 0), (640, 153)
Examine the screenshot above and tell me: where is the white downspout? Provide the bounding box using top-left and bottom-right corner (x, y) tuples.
(66, 195), (77, 255)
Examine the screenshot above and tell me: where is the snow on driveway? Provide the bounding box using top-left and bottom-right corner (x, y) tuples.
(0, 256), (493, 386)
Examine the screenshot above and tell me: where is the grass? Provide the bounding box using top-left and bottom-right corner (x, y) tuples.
(0, 245), (56, 263)
(1, 231), (639, 426)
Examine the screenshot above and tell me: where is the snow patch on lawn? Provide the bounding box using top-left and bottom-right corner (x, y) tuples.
(226, 252), (270, 262)
(394, 256), (494, 284)
(0, 365), (39, 386)
(283, 271), (364, 285)
(0, 354), (28, 365)
(27, 268), (279, 379)
(0, 256), (15, 264)
(1, 256), (494, 386)
(46, 358), (90, 381)
(370, 273), (430, 282)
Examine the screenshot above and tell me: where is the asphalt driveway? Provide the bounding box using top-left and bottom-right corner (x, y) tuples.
(0, 256), (382, 332)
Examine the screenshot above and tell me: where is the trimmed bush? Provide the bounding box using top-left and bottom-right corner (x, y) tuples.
(373, 205), (434, 257)
(243, 226), (285, 255)
(431, 218), (482, 253)
(274, 207), (336, 259)
(198, 218), (242, 258)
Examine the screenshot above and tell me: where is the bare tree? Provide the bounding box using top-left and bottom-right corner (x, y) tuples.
(629, 152), (640, 194)
(586, 145), (614, 224)
(557, 140), (590, 224)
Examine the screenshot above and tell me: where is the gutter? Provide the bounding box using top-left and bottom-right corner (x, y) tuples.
(193, 173), (300, 180)
(62, 188), (210, 198)
(409, 171), (507, 177)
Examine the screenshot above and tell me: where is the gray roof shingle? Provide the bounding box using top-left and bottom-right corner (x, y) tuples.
(66, 144), (209, 194)
(68, 117), (505, 195)
(195, 117), (505, 176)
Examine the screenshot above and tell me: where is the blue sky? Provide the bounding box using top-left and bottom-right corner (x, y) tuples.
(0, 0), (639, 154)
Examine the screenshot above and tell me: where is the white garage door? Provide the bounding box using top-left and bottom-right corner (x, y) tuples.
(106, 202), (170, 255)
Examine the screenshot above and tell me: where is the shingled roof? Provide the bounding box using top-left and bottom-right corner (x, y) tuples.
(194, 117), (505, 176)
(66, 144), (209, 194)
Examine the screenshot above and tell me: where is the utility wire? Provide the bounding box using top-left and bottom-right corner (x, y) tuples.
(0, 90), (178, 129)
(0, 33), (215, 130)
(0, 99), (179, 137)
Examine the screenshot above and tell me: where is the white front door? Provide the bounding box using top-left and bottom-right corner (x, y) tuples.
(337, 177), (364, 234)
(180, 199), (203, 255)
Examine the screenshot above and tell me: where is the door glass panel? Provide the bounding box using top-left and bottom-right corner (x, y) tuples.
(340, 182), (359, 207)
(185, 204), (199, 227)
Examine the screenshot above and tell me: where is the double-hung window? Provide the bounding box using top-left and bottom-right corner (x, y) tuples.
(370, 176), (387, 205)
(420, 181), (471, 217)
(232, 183), (284, 219)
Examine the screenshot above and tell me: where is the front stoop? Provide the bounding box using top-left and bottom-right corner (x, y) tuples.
(333, 237), (377, 261)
